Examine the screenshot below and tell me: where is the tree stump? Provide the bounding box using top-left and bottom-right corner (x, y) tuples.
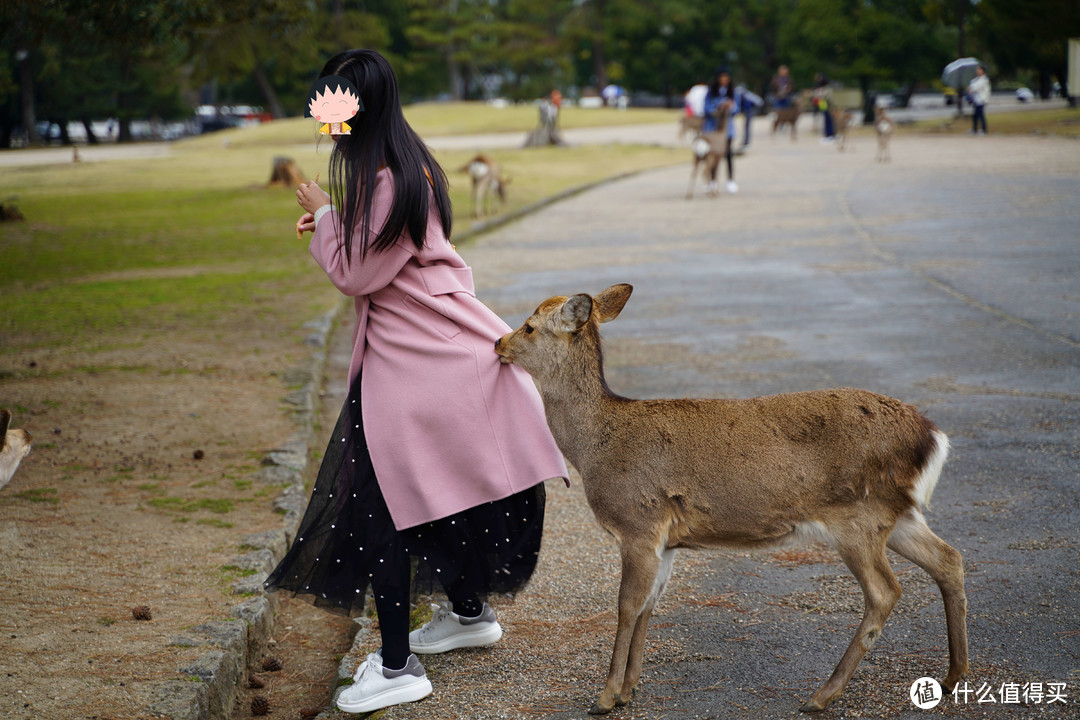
(523, 100), (564, 147)
(268, 157), (305, 188)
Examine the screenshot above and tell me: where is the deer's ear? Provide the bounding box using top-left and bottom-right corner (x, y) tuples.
(594, 284), (633, 323)
(561, 294), (593, 332)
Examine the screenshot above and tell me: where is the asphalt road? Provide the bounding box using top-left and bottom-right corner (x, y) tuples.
(460, 128), (1079, 718)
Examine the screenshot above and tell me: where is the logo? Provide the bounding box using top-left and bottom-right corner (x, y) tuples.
(910, 677), (942, 709)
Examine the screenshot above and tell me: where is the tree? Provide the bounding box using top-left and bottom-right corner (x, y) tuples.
(976, 0), (1080, 99)
(782, 0), (951, 109)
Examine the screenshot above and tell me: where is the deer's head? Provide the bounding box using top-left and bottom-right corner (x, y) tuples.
(495, 284), (633, 377)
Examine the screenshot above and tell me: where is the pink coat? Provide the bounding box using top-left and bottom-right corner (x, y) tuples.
(309, 168), (569, 529)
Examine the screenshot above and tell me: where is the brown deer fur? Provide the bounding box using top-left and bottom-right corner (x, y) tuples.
(875, 107), (895, 163)
(495, 284), (968, 715)
(460, 154), (508, 219)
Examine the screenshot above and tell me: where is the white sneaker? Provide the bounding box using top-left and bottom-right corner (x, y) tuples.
(409, 602), (503, 654)
(726, 180), (739, 194)
(336, 651), (432, 714)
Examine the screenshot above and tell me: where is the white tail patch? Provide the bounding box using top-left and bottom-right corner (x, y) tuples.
(913, 430), (950, 510)
(792, 520), (836, 548)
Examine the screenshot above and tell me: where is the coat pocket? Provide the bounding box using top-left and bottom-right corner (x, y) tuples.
(418, 265), (475, 298)
(402, 294), (463, 341)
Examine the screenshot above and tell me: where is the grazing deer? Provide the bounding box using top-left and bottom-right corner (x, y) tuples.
(460, 154), (509, 219)
(875, 107), (895, 163)
(494, 284), (968, 715)
(1, 409), (33, 491)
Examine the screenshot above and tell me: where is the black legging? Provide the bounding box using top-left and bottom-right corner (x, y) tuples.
(373, 562), (484, 669)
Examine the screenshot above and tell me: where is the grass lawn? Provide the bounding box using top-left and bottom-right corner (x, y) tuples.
(906, 106), (1080, 138)
(0, 109), (682, 357)
(180, 102), (681, 151)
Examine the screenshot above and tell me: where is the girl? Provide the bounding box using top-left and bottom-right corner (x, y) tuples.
(266, 49), (569, 714)
(702, 67), (741, 194)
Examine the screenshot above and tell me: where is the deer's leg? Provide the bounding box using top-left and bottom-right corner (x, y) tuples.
(618, 547), (677, 703)
(687, 159), (698, 200)
(590, 540), (662, 715)
(887, 509), (969, 690)
(802, 535), (900, 712)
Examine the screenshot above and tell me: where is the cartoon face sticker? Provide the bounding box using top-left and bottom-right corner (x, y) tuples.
(306, 75), (363, 135)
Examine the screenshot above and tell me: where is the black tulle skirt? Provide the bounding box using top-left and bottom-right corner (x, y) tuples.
(264, 374), (547, 616)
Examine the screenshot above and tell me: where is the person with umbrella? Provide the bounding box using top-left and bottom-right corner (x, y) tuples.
(967, 65), (991, 135)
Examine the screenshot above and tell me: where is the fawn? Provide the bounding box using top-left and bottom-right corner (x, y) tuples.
(495, 284), (968, 715)
(875, 107), (895, 163)
(1, 409), (32, 491)
(461, 154), (509, 219)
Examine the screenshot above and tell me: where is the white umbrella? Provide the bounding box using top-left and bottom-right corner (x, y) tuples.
(942, 57), (982, 88)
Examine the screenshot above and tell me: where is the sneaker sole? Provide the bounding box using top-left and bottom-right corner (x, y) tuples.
(410, 621), (503, 654)
(336, 677), (433, 714)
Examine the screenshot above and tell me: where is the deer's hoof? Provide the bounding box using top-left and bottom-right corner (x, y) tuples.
(588, 701), (614, 715)
(799, 699), (829, 713)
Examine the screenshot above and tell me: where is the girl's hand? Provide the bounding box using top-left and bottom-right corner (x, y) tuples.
(296, 212), (315, 239)
(296, 181), (331, 215)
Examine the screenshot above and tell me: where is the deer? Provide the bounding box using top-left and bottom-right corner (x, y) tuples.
(875, 107), (895, 163)
(833, 109), (856, 152)
(460, 153), (509, 219)
(686, 104), (731, 200)
(1, 409), (33, 491)
(772, 93), (805, 141)
(494, 284), (968, 715)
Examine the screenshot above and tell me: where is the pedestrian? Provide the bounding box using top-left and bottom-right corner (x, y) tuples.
(769, 64), (795, 109)
(268, 48), (569, 715)
(702, 66), (742, 194)
(967, 65), (990, 135)
(737, 85), (764, 150)
(813, 74), (835, 142)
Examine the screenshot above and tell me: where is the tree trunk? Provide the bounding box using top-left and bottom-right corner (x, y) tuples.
(590, 0), (608, 93)
(252, 63), (286, 119)
(81, 117), (99, 144)
(18, 49), (41, 145)
(448, 51), (465, 101)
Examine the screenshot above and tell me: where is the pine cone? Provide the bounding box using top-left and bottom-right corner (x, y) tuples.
(262, 656), (282, 672)
(299, 708), (320, 718)
(251, 695), (270, 716)
(247, 674), (266, 689)
(131, 606), (152, 621)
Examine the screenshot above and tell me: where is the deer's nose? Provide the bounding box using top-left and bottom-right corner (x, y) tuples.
(494, 338), (502, 350)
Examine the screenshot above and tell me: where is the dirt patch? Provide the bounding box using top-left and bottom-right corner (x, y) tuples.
(0, 319), (348, 718)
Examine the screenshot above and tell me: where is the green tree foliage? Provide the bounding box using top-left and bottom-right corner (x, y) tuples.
(5, 0), (1072, 146)
(976, 0), (1080, 98)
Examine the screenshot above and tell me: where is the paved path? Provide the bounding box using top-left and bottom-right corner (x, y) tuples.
(449, 130), (1078, 718)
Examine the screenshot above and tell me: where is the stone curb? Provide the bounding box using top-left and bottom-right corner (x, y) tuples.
(146, 304), (344, 720)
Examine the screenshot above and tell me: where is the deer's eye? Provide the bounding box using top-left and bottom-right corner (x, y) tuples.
(524, 324), (534, 334)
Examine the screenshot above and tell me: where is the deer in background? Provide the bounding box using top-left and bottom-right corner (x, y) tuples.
(460, 154), (509, 219)
(875, 107), (895, 163)
(1, 409), (33, 491)
(494, 284), (968, 715)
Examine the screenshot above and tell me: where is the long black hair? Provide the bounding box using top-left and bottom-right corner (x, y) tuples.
(319, 50), (453, 260)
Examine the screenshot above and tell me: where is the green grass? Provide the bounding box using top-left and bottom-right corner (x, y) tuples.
(178, 101), (681, 150)
(910, 106), (1080, 138)
(0, 104), (682, 360)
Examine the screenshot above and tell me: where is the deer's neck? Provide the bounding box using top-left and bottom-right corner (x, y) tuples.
(537, 328), (621, 470)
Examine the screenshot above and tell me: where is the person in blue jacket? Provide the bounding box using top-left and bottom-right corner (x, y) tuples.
(702, 66), (742, 194)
